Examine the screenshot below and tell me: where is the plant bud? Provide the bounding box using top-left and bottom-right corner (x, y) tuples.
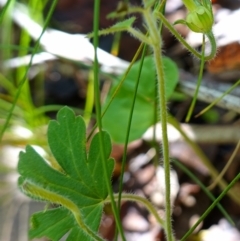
(186, 6), (213, 33)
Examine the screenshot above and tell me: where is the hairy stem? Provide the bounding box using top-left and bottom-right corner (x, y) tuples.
(153, 44), (173, 241)
(154, 11), (216, 61)
(105, 193), (165, 227)
(143, 6), (174, 241)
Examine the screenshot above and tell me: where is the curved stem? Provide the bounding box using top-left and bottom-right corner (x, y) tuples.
(206, 31), (217, 60)
(154, 11), (216, 61)
(105, 193), (165, 227)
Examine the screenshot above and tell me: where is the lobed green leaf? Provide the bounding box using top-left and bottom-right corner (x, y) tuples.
(18, 106), (114, 240)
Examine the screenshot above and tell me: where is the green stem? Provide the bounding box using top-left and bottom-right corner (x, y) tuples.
(87, 42), (144, 142)
(92, 1), (126, 241)
(195, 79), (240, 118)
(206, 31), (216, 59)
(154, 44), (173, 241)
(172, 159), (234, 226)
(152, 0), (166, 169)
(129, 27), (152, 45)
(111, 31), (122, 56)
(208, 140), (240, 191)
(118, 44), (147, 208)
(181, 172), (240, 240)
(83, 70), (94, 126)
(143, 7), (173, 241)
(106, 193), (165, 227)
(168, 114), (240, 205)
(185, 34), (205, 122)
(154, 12), (216, 61)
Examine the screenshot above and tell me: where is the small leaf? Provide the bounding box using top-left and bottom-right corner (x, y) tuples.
(111, 17), (135, 30)
(87, 17), (136, 38)
(18, 106), (114, 241)
(102, 56), (179, 143)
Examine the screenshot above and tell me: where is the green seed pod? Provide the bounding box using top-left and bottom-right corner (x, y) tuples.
(186, 6), (213, 33)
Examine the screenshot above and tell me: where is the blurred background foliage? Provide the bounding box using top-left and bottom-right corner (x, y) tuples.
(1, 0), (240, 240)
